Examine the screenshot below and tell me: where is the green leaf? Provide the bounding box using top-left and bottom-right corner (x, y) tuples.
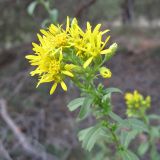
(151, 127), (160, 138)
(119, 149), (139, 160)
(127, 118), (149, 133)
(138, 141), (149, 156)
(104, 87), (122, 94)
(148, 114), (160, 121)
(43, 1), (50, 9)
(102, 93), (111, 103)
(67, 97), (85, 111)
(49, 9), (58, 22)
(77, 97), (93, 121)
(120, 130), (138, 148)
(109, 115), (148, 133)
(78, 125), (105, 151)
(151, 148), (160, 160)
(27, 1), (38, 15)
(41, 19), (50, 28)
(109, 112), (124, 124)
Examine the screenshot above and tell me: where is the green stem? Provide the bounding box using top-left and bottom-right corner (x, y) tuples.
(105, 123), (122, 151)
(141, 114), (156, 160)
(78, 68), (123, 154)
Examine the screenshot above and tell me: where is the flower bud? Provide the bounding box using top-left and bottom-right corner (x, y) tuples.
(99, 67), (112, 78)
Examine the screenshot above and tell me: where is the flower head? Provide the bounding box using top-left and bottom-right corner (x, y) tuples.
(67, 17), (117, 68)
(99, 67), (112, 78)
(26, 24), (74, 94)
(26, 17), (117, 94)
(125, 90), (151, 117)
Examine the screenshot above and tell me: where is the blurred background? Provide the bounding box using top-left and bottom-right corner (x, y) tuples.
(0, 0), (160, 159)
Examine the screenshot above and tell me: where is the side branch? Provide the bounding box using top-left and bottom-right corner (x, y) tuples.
(75, 0), (97, 18)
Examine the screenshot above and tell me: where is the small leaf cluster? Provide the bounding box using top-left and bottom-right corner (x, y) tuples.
(27, 0), (58, 26)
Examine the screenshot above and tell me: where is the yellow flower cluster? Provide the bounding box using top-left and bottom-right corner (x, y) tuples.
(26, 17), (117, 94)
(26, 25), (74, 94)
(67, 18), (117, 68)
(125, 90), (151, 117)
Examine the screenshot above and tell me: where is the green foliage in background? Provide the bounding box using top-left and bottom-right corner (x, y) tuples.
(27, 0), (58, 26)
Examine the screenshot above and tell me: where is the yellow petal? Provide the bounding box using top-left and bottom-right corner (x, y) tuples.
(101, 29), (110, 35)
(59, 48), (63, 61)
(40, 29), (49, 36)
(32, 42), (39, 48)
(83, 57), (93, 68)
(125, 93), (133, 101)
(100, 49), (111, 55)
(25, 55), (37, 59)
(64, 64), (76, 70)
(66, 16), (70, 32)
(87, 22), (92, 32)
(62, 70), (74, 77)
(37, 34), (43, 43)
(101, 36), (110, 49)
(71, 18), (78, 27)
(60, 81), (67, 91)
(50, 83), (57, 95)
(93, 24), (101, 34)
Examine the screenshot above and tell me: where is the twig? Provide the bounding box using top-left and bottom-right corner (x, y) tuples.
(0, 99), (57, 160)
(75, 0), (97, 19)
(0, 140), (13, 160)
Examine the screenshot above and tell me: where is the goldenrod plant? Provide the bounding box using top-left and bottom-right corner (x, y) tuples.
(125, 90), (151, 118)
(125, 91), (160, 160)
(26, 17), (160, 160)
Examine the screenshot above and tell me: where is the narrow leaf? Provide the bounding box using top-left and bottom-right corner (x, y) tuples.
(109, 112), (124, 124)
(138, 141), (149, 156)
(120, 130), (138, 148)
(49, 9), (58, 22)
(148, 114), (160, 121)
(27, 1), (38, 15)
(67, 97), (85, 111)
(120, 149), (139, 160)
(128, 118), (149, 133)
(77, 97), (93, 121)
(104, 87), (122, 94)
(78, 125), (105, 151)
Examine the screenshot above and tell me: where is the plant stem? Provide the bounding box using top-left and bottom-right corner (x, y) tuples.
(141, 114), (156, 160)
(105, 123), (122, 150)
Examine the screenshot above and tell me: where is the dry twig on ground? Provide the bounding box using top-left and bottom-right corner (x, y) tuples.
(0, 99), (58, 160)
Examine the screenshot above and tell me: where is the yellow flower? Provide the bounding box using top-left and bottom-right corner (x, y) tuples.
(124, 90), (151, 117)
(67, 17), (117, 68)
(99, 67), (112, 78)
(26, 17), (117, 94)
(26, 24), (74, 94)
(125, 93), (133, 101)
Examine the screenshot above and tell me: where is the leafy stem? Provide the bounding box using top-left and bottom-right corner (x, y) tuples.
(141, 113), (157, 159)
(106, 123), (122, 150)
